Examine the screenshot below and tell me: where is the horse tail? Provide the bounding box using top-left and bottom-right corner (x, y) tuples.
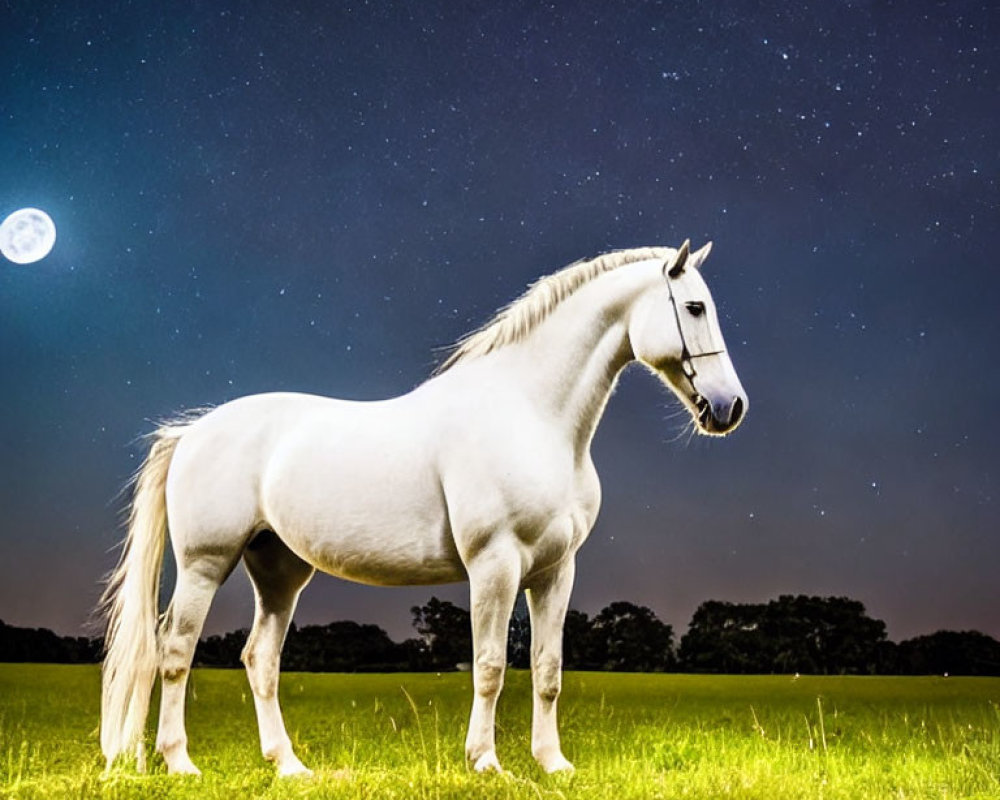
(99, 417), (196, 769)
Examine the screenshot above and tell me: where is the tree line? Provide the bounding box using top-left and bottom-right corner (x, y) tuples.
(2, 594), (999, 676)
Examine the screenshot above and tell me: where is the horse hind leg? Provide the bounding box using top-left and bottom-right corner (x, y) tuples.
(156, 556), (231, 775)
(241, 530), (315, 776)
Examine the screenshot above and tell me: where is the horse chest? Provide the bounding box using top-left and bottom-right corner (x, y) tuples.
(508, 466), (597, 532)
(443, 442), (600, 572)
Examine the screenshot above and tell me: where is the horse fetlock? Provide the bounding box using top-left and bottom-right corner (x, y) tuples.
(261, 734), (295, 761)
(465, 728), (494, 763)
(155, 732), (185, 755)
(264, 743), (311, 777)
(156, 737), (200, 775)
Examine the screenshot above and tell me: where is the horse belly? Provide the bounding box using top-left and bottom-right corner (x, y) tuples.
(261, 433), (464, 586)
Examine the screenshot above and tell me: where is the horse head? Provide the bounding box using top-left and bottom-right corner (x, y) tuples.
(628, 240), (748, 436)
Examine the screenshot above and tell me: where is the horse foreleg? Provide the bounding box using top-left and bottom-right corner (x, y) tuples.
(525, 558), (576, 773)
(464, 545), (520, 773)
(242, 531), (315, 776)
(156, 563), (224, 775)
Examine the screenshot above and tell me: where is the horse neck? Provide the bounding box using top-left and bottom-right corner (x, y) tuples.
(499, 262), (658, 454)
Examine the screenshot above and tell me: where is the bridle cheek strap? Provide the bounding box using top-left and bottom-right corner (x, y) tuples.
(663, 267), (725, 402)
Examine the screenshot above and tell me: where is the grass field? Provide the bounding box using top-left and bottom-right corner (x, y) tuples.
(1, 664), (998, 799)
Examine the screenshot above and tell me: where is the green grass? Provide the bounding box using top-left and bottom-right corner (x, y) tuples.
(1, 665), (998, 799)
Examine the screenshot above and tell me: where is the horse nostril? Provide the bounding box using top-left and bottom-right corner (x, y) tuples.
(695, 396), (710, 425)
(729, 396), (745, 427)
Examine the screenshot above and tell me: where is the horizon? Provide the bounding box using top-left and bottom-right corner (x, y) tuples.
(4, 587), (996, 652)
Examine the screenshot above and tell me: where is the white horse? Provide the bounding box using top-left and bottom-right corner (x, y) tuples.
(100, 241), (747, 776)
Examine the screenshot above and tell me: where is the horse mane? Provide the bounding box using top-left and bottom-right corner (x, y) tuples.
(435, 246), (672, 373)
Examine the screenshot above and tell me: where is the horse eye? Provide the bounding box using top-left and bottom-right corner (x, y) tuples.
(685, 301), (705, 317)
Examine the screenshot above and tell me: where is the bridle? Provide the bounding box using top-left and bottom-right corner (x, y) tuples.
(663, 263), (726, 424)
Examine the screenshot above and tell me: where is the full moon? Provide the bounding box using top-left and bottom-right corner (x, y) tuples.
(0, 208), (57, 264)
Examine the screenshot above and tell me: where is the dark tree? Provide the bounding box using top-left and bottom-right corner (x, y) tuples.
(679, 600), (765, 673)
(0, 619), (101, 664)
(195, 628), (248, 667)
(411, 597), (472, 669)
(395, 636), (433, 671)
(283, 620), (404, 672)
(590, 601), (675, 672)
(507, 593), (531, 669)
(760, 595), (888, 674)
(896, 630), (1000, 676)
(679, 595), (889, 674)
(563, 609), (597, 670)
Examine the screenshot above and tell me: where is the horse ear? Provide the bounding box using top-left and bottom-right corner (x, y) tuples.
(690, 241), (712, 270)
(666, 239), (691, 278)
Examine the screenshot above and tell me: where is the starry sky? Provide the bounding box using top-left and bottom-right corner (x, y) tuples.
(1, 1), (997, 644)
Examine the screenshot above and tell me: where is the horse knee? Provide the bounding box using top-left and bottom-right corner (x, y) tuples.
(537, 682), (560, 704)
(474, 654), (506, 698)
(533, 655), (562, 703)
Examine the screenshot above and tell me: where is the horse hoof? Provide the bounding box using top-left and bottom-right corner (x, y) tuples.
(541, 755), (575, 774)
(272, 751), (313, 777)
(472, 752), (503, 773)
(278, 762), (314, 778)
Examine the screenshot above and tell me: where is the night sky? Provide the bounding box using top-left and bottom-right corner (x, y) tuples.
(1, 1), (997, 645)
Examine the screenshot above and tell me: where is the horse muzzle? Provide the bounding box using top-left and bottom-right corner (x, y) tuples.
(695, 394), (746, 436)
